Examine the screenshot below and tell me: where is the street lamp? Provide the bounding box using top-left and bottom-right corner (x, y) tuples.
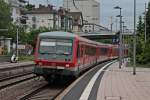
(114, 6), (123, 69)
(133, 0), (136, 75)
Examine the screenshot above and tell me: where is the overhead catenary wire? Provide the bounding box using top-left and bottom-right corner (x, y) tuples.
(72, 0), (79, 10)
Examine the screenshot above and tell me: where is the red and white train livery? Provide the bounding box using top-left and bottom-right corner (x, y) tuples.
(34, 31), (127, 81)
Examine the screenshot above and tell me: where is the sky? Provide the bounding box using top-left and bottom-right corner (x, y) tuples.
(28, 0), (149, 30)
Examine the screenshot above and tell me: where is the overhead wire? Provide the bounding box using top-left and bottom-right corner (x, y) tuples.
(72, 0), (79, 10)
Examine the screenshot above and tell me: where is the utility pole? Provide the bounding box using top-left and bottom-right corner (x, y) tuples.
(67, 0), (69, 10)
(16, 27), (19, 61)
(110, 16), (113, 32)
(115, 19), (118, 32)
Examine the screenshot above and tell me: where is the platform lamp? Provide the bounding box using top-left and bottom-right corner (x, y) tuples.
(114, 6), (123, 69)
(133, 0), (136, 75)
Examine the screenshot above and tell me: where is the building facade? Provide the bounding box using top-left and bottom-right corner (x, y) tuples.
(25, 5), (57, 30)
(24, 5), (83, 32)
(5, 0), (26, 23)
(63, 0), (100, 25)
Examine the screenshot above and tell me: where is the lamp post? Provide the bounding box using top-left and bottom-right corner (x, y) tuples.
(133, 0), (136, 75)
(114, 6), (122, 69)
(16, 18), (20, 62)
(110, 16), (113, 32)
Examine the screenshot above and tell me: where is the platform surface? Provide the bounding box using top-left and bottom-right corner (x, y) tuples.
(97, 61), (150, 100)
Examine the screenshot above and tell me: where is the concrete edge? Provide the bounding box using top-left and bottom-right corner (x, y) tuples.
(55, 61), (112, 100)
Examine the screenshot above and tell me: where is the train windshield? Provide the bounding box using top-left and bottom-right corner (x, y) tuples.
(39, 38), (73, 61)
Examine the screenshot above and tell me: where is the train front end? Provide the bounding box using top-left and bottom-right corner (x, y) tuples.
(34, 32), (78, 80)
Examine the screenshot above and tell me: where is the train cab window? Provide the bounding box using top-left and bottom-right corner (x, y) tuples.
(39, 38), (73, 61)
(56, 39), (73, 55)
(39, 39), (56, 54)
(39, 38), (73, 55)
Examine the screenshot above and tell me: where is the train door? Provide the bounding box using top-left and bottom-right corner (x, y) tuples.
(77, 42), (84, 70)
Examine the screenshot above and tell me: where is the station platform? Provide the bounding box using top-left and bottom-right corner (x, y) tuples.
(97, 61), (150, 100)
(0, 61), (34, 69)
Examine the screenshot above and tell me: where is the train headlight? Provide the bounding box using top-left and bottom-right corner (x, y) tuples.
(66, 64), (70, 67)
(39, 62), (42, 66)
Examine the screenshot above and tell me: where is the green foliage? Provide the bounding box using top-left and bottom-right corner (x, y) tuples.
(27, 27), (50, 47)
(25, 4), (35, 11)
(136, 16), (145, 57)
(146, 2), (150, 43)
(0, 0), (11, 35)
(26, 27), (73, 48)
(19, 55), (34, 61)
(136, 4), (150, 65)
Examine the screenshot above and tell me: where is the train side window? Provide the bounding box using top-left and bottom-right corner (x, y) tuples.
(100, 47), (108, 55)
(77, 44), (83, 58)
(77, 45), (80, 58)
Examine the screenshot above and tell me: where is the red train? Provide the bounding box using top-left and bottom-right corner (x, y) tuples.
(34, 31), (127, 81)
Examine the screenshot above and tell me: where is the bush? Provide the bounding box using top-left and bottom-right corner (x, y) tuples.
(18, 55), (34, 61)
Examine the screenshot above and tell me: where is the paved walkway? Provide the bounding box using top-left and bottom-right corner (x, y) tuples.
(97, 61), (150, 100)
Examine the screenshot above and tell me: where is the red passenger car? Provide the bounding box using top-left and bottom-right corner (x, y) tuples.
(34, 31), (122, 82)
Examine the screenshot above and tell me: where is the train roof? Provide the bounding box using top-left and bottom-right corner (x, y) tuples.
(38, 31), (118, 47)
(39, 31), (77, 38)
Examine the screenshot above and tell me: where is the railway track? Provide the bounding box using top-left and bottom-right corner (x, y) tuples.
(0, 62), (34, 72)
(0, 61), (113, 100)
(18, 78), (73, 100)
(0, 73), (37, 90)
(0, 71), (33, 82)
(17, 61), (113, 100)
(19, 86), (64, 100)
(0, 62), (34, 83)
(0, 62), (35, 91)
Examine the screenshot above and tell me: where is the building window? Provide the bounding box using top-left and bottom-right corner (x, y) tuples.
(42, 19), (44, 22)
(32, 24), (36, 29)
(92, 18), (98, 20)
(85, 30), (88, 33)
(92, 5), (98, 7)
(32, 16), (36, 22)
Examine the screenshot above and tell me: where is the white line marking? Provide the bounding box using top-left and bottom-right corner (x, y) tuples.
(79, 61), (115, 100)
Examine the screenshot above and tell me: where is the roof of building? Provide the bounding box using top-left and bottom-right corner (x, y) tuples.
(24, 5), (57, 14)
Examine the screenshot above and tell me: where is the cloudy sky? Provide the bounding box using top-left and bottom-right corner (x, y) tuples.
(29, 0), (149, 30)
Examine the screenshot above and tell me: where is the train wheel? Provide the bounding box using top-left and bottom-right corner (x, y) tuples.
(43, 75), (55, 84)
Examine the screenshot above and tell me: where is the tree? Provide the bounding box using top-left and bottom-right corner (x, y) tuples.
(136, 4), (150, 65)
(136, 16), (144, 57)
(0, 0), (11, 36)
(27, 27), (50, 48)
(25, 3), (35, 11)
(146, 3), (150, 42)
